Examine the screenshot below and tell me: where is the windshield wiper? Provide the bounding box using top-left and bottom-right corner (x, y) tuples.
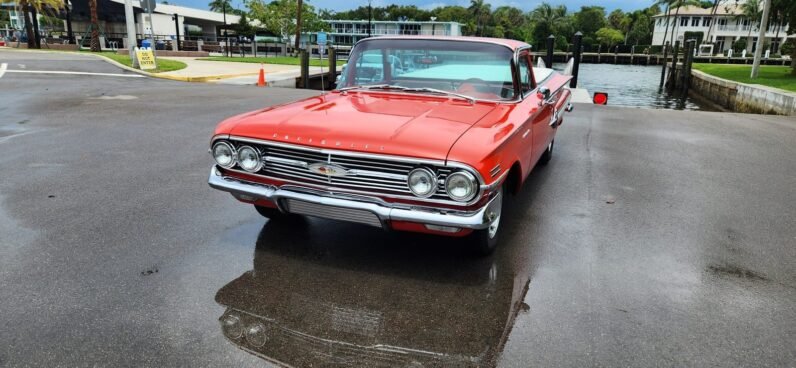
(400, 87), (476, 104)
(338, 84), (475, 103)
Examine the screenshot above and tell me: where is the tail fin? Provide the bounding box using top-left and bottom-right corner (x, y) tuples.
(562, 58), (575, 76)
(536, 57), (547, 69)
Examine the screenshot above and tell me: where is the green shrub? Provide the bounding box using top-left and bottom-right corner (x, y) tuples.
(732, 39), (747, 53)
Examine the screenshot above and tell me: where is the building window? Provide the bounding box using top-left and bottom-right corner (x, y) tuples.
(680, 17), (689, 26)
(702, 17), (711, 27)
(399, 24), (420, 35)
(692, 17), (700, 27)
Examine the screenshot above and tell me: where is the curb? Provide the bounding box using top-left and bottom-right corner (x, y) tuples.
(0, 47), (253, 83)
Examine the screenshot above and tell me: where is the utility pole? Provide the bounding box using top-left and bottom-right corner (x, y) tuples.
(751, 0), (771, 78)
(430, 16), (436, 36)
(123, 0), (137, 67)
(172, 13), (180, 51)
(367, 0), (372, 38)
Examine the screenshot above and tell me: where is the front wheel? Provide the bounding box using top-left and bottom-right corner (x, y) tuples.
(469, 186), (504, 256)
(254, 204), (288, 219)
(539, 140), (554, 166)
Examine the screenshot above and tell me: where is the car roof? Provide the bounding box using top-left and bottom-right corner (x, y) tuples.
(360, 35), (530, 51)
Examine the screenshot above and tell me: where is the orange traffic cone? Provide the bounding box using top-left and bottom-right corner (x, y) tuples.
(257, 63), (266, 87)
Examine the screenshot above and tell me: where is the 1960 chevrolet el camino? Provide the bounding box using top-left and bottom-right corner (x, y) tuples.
(209, 36), (573, 255)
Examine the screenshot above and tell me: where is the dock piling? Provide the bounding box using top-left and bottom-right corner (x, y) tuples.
(570, 32), (583, 88)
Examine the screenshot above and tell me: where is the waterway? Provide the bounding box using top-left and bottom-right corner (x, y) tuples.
(555, 63), (712, 111)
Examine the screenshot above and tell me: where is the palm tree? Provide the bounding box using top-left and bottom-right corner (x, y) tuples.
(738, 0), (762, 53)
(653, 0), (674, 50)
(668, 0), (700, 46)
(208, 0), (231, 12)
(294, 0), (303, 51)
(88, 0), (100, 51)
(13, 0), (63, 49)
(531, 3), (566, 44)
(468, 0), (490, 36)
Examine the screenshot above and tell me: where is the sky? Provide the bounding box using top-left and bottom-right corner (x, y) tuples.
(169, 0), (653, 13)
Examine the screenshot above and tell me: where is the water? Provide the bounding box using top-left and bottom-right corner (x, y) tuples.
(553, 63), (711, 111)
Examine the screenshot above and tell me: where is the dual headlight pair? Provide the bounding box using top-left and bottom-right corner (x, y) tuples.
(212, 141), (262, 172)
(213, 141), (478, 202)
(408, 167), (477, 202)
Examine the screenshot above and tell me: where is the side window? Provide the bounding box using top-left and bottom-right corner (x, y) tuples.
(518, 54), (532, 95)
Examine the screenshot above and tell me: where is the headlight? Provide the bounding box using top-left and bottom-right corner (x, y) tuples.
(212, 141), (235, 168)
(236, 145), (262, 172)
(245, 322), (268, 347)
(445, 171), (478, 202)
(219, 314), (243, 339)
(408, 168), (437, 198)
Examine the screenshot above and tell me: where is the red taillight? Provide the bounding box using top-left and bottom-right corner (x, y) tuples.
(593, 92), (608, 105)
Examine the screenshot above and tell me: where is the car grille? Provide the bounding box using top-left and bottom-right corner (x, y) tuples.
(284, 199), (382, 228)
(230, 139), (457, 201)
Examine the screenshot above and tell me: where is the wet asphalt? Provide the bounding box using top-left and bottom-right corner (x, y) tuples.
(1, 50), (795, 367)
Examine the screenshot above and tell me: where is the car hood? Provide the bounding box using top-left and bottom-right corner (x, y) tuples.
(226, 92), (498, 161)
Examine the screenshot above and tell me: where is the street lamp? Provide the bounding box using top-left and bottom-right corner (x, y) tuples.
(367, 0), (372, 38)
(171, 13), (180, 51)
(430, 16), (436, 36)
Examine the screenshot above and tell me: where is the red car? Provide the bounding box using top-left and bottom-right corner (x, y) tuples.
(209, 36), (573, 254)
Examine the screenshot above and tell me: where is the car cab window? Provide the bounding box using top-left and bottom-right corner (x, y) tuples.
(518, 53), (533, 95)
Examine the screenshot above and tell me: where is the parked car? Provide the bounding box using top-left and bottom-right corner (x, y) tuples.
(208, 36), (573, 254)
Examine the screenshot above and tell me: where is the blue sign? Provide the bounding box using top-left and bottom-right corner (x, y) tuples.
(317, 32), (327, 46)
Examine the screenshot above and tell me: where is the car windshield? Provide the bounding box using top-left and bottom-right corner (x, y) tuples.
(338, 39), (517, 101)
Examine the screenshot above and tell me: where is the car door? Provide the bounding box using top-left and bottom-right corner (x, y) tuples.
(517, 52), (554, 166)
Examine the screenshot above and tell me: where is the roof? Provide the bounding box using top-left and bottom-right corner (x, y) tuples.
(360, 35), (530, 51)
(653, 4), (744, 17)
(109, 0), (241, 23)
(326, 19), (462, 25)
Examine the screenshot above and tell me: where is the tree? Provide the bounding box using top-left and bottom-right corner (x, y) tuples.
(88, 0), (100, 51)
(492, 6), (528, 41)
(626, 14), (652, 45)
(468, 0), (490, 37)
(770, 0), (796, 73)
(573, 6), (606, 45)
(596, 27), (624, 48)
(738, 0), (762, 52)
(530, 3), (568, 47)
(13, 0), (64, 49)
(208, 0), (231, 12)
(248, 0), (326, 45)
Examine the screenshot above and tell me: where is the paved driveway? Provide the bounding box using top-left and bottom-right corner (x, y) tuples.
(1, 49), (795, 367)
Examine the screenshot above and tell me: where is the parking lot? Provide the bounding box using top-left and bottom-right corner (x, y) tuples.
(1, 50), (795, 367)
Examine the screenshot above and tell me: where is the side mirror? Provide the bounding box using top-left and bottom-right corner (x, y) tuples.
(537, 86), (551, 101)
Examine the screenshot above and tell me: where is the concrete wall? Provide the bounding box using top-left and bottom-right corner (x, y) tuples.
(690, 69), (796, 116)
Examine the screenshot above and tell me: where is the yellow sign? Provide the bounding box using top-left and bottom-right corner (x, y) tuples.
(135, 49), (157, 70)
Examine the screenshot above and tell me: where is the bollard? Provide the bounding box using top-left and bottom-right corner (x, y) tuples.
(660, 41), (669, 88)
(682, 40), (696, 96)
(546, 35), (555, 69)
(569, 32), (583, 88)
(668, 40), (680, 91)
(328, 47), (337, 89)
(300, 49), (309, 89)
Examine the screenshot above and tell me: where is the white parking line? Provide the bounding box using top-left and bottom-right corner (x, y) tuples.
(0, 63), (7, 79)
(4, 70), (143, 78)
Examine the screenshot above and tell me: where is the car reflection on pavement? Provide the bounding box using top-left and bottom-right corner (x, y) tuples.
(214, 216), (532, 367)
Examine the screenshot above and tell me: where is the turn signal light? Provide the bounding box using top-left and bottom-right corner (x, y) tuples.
(593, 92), (608, 105)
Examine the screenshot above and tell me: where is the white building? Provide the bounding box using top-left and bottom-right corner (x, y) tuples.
(324, 20), (462, 45)
(652, 3), (792, 55)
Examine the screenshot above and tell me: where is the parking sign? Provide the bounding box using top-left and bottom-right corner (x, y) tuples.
(317, 32), (327, 46)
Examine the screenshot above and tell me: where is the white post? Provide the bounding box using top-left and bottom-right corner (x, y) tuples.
(751, 0), (772, 78)
(123, 0), (138, 67)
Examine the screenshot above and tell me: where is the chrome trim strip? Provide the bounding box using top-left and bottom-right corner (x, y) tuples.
(209, 167), (500, 230)
(264, 155), (308, 168)
(490, 165), (501, 178)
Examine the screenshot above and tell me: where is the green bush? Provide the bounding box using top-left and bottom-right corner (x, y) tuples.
(732, 39), (747, 53)
(781, 40), (794, 56)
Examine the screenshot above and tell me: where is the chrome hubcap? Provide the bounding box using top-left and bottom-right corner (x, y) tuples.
(487, 188), (503, 239)
(488, 213), (501, 239)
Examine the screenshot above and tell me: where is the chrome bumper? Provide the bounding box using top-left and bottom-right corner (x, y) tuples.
(208, 167), (500, 230)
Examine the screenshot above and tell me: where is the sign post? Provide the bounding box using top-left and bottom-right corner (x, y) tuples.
(141, 0), (158, 62)
(123, 0), (138, 67)
(317, 32), (327, 91)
